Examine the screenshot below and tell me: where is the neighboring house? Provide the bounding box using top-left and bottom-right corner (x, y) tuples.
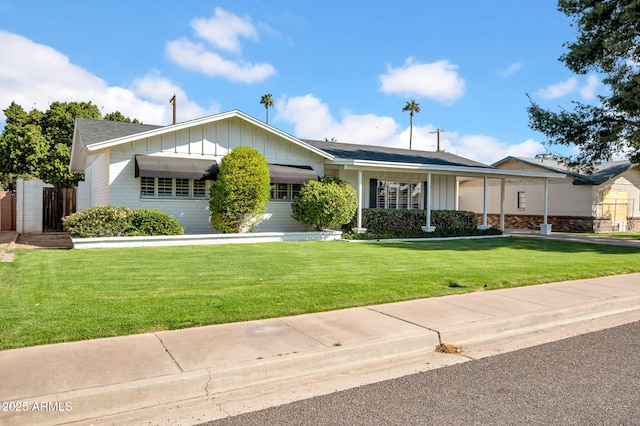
(70, 110), (563, 234)
(459, 155), (640, 232)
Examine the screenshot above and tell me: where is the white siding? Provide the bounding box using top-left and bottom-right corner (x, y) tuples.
(336, 169), (457, 210)
(252, 202), (311, 232)
(96, 117), (326, 234)
(86, 152), (110, 206)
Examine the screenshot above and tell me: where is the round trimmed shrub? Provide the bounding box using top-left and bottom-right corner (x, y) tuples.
(292, 176), (358, 231)
(209, 146), (271, 233)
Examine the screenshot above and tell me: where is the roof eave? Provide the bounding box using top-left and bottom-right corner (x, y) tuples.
(336, 159), (565, 179)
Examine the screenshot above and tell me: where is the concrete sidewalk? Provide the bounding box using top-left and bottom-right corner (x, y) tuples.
(0, 273), (639, 425)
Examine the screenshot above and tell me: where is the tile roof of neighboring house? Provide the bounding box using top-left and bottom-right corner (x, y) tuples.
(74, 118), (163, 147)
(304, 139), (491, 169)
(495, 156), (634, 185)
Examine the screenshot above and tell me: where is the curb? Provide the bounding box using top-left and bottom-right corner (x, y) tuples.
(2, 295), (639, 426)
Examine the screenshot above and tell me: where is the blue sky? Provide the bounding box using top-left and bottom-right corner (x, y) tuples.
(0, 1), (600, 164)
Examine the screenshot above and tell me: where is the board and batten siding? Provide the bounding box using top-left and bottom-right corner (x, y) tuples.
(252, 202), (312, 232)
(88, 117), (326, 234)
(335, 169), (458, 210)
(86, 151), (110, 207)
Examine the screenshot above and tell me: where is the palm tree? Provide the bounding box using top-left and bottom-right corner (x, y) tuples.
(402, 100), (421, 150)
(260, 93), (274, 124)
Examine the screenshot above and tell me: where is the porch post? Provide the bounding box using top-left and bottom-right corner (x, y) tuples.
(500, 178), (505, 231)
(421, 173), (435, 232)
(478, 176), (490, 230)
(540, 178), (552, 235)
(352, 169), (367, 234)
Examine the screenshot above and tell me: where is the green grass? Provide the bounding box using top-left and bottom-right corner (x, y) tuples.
(580, 232), (640, 240)
(1, 237), (639, 350)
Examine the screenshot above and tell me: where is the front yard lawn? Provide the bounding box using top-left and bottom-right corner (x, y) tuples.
(1, 237), (639, 350)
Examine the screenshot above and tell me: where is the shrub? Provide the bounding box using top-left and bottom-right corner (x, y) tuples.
(63, 206), (136, 238)
(129, 209), (185, 236)
(341, 208), (499, 239)
(292, 177), (358, 231)
(63, 206), (184, 238)
(343, 209), (478, 234)
(209, 147), (271, 233)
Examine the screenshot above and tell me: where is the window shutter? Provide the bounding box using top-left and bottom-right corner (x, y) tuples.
(369, 179), (378, 208)
(423, 181), (429, 209)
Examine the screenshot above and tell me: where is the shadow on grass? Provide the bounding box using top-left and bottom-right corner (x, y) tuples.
(372, 237), (640, 255)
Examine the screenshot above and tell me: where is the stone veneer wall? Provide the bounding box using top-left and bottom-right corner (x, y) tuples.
(476, 214), (640, 233)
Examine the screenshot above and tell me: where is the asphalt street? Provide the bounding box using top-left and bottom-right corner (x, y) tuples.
(205, 321), (640, 425)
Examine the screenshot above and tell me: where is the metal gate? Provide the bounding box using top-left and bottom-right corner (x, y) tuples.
(43, 188), (76, 233)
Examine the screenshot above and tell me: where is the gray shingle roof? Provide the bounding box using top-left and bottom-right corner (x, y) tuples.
(304, 139), (491, 169)
(75, 118), (163, 147)
(497, 156), (634, 185)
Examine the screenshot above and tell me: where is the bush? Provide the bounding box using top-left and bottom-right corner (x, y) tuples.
(341, 208), (500, 239)
(292, 177), (358, 231)
(63, 206), (184, 238)
(129, 209), (185, 236)
(209, 147), (271, 233)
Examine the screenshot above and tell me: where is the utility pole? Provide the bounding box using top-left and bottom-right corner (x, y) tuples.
(429, 128), (446, 152)
(169, 94), (176, 124)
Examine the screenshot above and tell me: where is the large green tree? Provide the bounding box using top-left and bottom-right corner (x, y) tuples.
(528, 0), (640, 169)
(209, 146), (271, 233)
(0, 101), (137, 189)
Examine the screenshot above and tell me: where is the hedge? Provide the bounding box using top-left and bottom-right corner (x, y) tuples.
(62, 206), (184, 238)
(342, 208), (501, 239)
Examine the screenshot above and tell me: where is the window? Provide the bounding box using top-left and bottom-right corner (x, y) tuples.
(193, 180), (206, 198)
(157, 178), (172, 197)
(140, 177), (155, 197)
(377, 181), (422, 210)
(517, 191), (526, 210)
(270, 183), (301, 200)
(140, 177), (208, 199)
(175, 179), (190, 198)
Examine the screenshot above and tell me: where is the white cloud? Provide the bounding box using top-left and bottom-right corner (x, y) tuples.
(498, 61), (523, 77)
(579, 74), (600, 100)
(449, 135), (543, 164)
(167, 8), (276, 84)
(379, 57), (466, 103)
(276, 93), (540, 164)
(166, 39), (275, 83)
(0, 30), (213, 125)
(276, 94), (399, 146)
(190, 7), (259, 53)
(536, 77), (578, 99)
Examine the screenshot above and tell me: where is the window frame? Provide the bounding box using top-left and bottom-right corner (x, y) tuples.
(269, 183), (302, 201)
(376, 180), (422, 210)
(140, 177), (208, 199)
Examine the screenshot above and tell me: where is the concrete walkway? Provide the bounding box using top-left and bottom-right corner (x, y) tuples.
(0, 272), (639, 425)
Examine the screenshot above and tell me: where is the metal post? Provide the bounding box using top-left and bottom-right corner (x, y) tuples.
(500, 178), (505, 231)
